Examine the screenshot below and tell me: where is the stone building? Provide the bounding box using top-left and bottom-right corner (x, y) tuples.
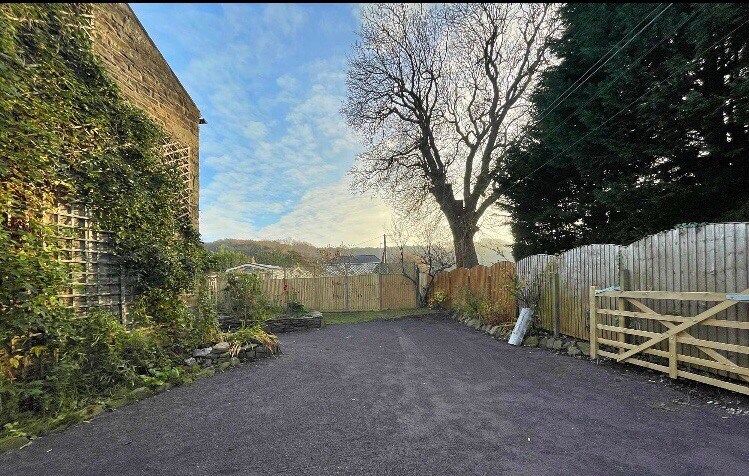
(91, 3), (202, 226)
(53, 4), (202, 316)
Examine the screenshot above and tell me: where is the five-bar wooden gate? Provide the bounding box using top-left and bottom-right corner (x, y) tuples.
(589, 286), (749, 395)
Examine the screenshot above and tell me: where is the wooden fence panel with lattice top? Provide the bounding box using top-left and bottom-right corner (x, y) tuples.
(590, 286), (749, 395)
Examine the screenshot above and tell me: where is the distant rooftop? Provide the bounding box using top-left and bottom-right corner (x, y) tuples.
(226, 262), (283, 272)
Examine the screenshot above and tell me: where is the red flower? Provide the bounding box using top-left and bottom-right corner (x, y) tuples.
(249, 297), (255, 304)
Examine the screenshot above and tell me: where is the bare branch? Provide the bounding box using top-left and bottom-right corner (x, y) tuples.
(344, 3), (561, 267)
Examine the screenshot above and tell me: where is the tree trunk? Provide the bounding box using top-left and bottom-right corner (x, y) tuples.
(451, 223), (479, 268)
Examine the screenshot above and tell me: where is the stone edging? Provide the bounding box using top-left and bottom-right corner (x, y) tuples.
(451, 312), (592, 357)
(262, 311), (323, 333)
(187, 340), (279, 372)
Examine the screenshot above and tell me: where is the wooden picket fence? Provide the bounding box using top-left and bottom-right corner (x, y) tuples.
(432, 262), (517, 323)
(590, 286), (749, 395)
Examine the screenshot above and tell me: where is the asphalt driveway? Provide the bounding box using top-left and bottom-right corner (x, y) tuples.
(2, 314), (748, 475)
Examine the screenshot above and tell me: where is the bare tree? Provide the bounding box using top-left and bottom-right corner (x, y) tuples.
(318, 243), (351, 276)
(390, 214), (454, 307)
(344, 3), (561, 267)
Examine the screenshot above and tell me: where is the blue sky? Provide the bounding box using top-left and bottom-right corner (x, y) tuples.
(131, 3), (394, 246)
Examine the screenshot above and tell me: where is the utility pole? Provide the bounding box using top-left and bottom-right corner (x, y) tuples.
(382, 234), (387, 265)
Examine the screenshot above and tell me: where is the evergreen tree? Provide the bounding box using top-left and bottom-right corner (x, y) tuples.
(499, 4), (749, 259)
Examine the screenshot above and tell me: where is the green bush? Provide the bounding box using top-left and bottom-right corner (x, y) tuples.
(221, 273), (280, 325)
(429, 290), (448, 309)
(453, 288), (511, 326)
(286, 292), (306, 314)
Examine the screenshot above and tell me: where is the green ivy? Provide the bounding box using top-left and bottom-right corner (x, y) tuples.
(0, 4), (209, 430)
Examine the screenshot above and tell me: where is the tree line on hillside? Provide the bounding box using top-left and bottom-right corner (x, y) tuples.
(204, 236), (514, 273)
(204, 239), (319, 271)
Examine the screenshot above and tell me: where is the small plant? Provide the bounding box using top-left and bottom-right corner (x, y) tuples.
(224, 325), (280, 354)
(286, 292), (305, 315)
(507, 274), (541, 311)
(430, 290), (448, 309)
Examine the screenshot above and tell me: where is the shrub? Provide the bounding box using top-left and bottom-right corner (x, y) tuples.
(429, 290), (448, 309)
(453, 288), (512, 326)
(224, 325), (279, 354)
(221, 273), (280, 325)
(285, 292), (306, 314)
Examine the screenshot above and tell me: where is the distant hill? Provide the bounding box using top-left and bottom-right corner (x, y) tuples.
(204, 237), (514, 272)
(205, 239), (319, 269)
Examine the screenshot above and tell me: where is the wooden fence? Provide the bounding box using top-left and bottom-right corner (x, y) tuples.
(517, 244), (623, 340)
(255, 273), (417, 312)
(432, 262), (517, 322)
(517, 222), (749, 385)
(590, 287), (749, 395)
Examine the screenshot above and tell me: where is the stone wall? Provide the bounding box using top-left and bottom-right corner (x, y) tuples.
(90, 4), (201, 226)
(262, 311), (324, 333)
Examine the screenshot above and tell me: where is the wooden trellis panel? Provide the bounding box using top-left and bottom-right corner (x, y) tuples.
(162, 138), (192, 221)
(46, 202), (134, 319)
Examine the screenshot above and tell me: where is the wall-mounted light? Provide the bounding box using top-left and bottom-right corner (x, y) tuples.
(198, 117), (207, 125)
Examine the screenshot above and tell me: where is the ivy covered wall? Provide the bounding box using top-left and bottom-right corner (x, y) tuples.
(0, 4), (210, 432)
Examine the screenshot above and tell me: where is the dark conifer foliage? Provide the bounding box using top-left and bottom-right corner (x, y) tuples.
(499, 4), (749, 259)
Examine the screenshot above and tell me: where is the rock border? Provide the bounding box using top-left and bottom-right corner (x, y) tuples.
(451, 311), (591, 358)
(189, 340), (279, 371)
(262, 310), (323, 333)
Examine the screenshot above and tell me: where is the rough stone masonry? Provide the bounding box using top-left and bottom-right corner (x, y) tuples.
(90, 3), (201, 226)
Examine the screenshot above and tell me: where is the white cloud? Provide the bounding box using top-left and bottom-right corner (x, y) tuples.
(256, 178), (394, 246)
(243, 121), (269, 141)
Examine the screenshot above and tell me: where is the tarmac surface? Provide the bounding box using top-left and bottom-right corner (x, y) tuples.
(2, 314), (748, 475)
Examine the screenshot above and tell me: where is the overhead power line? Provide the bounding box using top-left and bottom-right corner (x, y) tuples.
(503, 12), (749, 195)
(535, 3), (673, 125)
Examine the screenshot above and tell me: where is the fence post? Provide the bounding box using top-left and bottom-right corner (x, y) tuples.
(668, 336), (678, 379)
(552, 271), (560, 337)
(414, 262), (420, 307)
(344, 264), (350, 312)
(589, 285), (598, 359)
(378, 267), (384, 311)
(618, 268), (631, 350)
